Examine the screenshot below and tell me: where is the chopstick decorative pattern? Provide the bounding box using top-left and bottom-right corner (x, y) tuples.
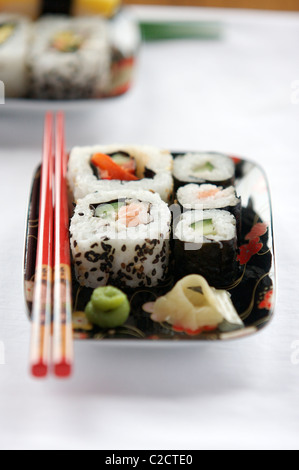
(29, 111), (73, 379)
(53, 112), (73, 378)
(29, 112), (54, 378)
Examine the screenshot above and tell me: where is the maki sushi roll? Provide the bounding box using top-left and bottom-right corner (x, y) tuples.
(176, 184), (241, 239)
(70, 190), (171, 289)
(27, 15), (110, 100)
(0, 14), (31, 98)
(67, 144), (174, 203)
(174, 209), (238, 287)
(173, 152), (235, 191)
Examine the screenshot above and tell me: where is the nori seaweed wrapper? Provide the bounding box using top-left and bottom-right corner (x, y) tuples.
(229, 198), (242, 242)
(174, 237), (239, 288)
(173, 175), (235, 194)
(144, 167), (157, 179)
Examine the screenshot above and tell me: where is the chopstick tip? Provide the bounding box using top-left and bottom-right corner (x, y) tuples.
(54, 362), (72, 378)
(31, 362), (48, 378)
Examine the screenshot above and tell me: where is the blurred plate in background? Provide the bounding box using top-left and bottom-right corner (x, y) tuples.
(1, 8), (140, 109)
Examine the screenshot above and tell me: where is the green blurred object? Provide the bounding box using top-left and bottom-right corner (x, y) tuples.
(139, 21), (223, 41)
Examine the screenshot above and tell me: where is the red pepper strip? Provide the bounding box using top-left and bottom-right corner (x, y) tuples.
(91, 153), (139, 181)
(173, 324), (218, 336)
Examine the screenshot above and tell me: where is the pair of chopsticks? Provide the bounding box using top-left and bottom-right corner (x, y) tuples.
(29, 112), (73, 379)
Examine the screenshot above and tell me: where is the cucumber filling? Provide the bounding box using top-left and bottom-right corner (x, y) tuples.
(94, 201), (125, 219)
(190, 218), (217, 236)
(110, 153), (131, 166)
(193, 162), (215, 174)
(109, 152), (137, 175)
(92, 199), (153, 227)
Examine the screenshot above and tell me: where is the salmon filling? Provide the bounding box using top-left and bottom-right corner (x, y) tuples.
(118, 203), (149, 227)
(197, 188), (220, 199)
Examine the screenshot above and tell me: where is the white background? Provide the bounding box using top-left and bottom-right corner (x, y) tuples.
(0, 6), (299, 450)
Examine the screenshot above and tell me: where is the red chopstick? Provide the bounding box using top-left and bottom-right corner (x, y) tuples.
(52, 112), (73, 378)
(29, 113), (54, 378)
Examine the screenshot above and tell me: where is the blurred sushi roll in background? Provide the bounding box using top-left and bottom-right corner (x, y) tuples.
(0, 2), (140, 100)
(67, 145), (174, 203)
(174, 209), (238, 287)
(0, 0), (121, 19)
(176, 183), (242, 238)
(27, 15), (110, 100)
(173, 152), (235, 191)
(70, 190), (171, 289)
(0, 14), (31, 97)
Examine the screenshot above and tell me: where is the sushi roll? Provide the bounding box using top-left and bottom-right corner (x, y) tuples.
(67, 144), (174, 203)
(174, 209), (238, 287)
(173, 152), (235, 191)
(70, 190), (171, 289)
(27, 15), (110, 100)
(176, 184), (241, 239)
(0, 14), (31, 98)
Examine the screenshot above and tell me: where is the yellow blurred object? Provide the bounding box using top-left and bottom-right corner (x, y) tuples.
(72, 0), (122, 18)
(0, 23), (16, 44)
(0, 0), (121, 19)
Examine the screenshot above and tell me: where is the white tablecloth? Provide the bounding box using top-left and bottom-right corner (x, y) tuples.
(1, 6), (299, 450)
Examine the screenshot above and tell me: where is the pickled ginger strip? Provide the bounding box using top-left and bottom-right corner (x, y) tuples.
(151, 275), (243, 332)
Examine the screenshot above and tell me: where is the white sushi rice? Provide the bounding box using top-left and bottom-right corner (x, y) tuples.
(175, 209), (237, 244)
(67, 144), (174, 203)
(0, 14), (31, 97)
(70, 190), (171, 289)
(177, 184), (240, 210)
(173, 152), (235, 184)
(27, 15), (110, 99)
